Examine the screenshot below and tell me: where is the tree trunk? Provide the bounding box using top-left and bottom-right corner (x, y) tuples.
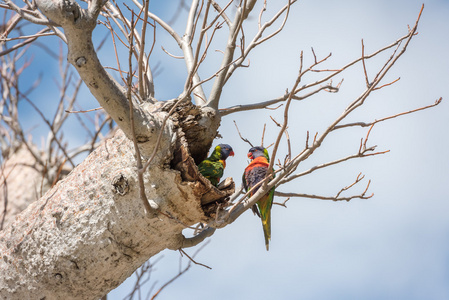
(0, 103), (224, 299)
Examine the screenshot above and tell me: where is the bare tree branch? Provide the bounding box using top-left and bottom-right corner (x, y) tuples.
(127, 18), (159, 217)
(150, 241), (211, 300)
(219, 84), (338, 116)
(210, 4), (431, 230)
(207, 0), (257, 109)
(334, 97), (442, 130)
(32, 0), (169, 154)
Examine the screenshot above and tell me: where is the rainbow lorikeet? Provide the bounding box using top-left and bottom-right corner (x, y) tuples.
(198, 144), (234, 186)
(242, 146), (275, 251)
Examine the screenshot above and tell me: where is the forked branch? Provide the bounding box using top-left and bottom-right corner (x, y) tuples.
(209, 5), (436, 231)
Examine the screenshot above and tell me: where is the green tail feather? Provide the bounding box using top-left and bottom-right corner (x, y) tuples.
(261, 212), (271, 251)
(257, 190), (274, 251)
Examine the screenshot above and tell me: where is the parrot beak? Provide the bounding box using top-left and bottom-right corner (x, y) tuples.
(230, 151), (235, 157)
(247, 152), (253, 159)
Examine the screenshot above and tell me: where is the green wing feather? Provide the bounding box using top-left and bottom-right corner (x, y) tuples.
(198, 159), (224, 186)
(256, 188), (274, 251)
(198, 145), (225, 186)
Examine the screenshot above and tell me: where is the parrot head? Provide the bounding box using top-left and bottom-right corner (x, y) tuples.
(247, 146), (270, 162)
(217, 144), (235, 160)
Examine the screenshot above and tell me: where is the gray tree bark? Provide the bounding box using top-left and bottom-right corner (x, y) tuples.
(0, 0), (229, 296)
(0, 110), (221, 299)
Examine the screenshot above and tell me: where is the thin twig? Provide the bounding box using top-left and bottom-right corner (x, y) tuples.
(65, 107), (103, 113)
(233, 120), (253, 147)
(151, 241), (210, 300)
(179, 249), (212, 269)
(127, 14), (155, 215)
(334, 97), (442, 130)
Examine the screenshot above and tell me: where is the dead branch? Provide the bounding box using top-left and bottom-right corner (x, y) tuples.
(276, 173), (373, 202)
(123, 256), (163, 300)
(280, 127), (389, 185)
(211, 0), (232, 27)
(219, 79), (338, 117)
(220, 0), (297, 86)
(273, 197), (290, 208)
(334, 97), (442, 130)
(233, 120), (254, 147)
(150, 241), (210, 300)
(211, 5), (428, 230)
(127, 16), (158, 216)
(179, 248), (212, 269)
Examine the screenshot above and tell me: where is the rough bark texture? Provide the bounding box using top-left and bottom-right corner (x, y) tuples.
(0, 103), (231, 299)
(155, 100), (221, 164)
(0, 130), (198, 299)
(0, 1), (232, 298)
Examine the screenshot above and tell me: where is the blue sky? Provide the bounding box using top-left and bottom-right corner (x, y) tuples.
(4, 0), (449, 299)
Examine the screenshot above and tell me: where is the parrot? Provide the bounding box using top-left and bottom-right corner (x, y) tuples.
(198, 144), (234, 186)
(242, 146), (275, 251)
